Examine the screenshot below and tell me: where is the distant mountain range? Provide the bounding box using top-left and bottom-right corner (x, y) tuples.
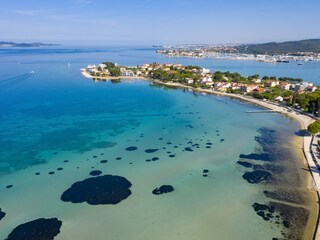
(237, 39), (320, 55)
(0, 41), (59, 47)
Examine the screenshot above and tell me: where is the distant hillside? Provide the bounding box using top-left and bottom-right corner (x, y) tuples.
(237, 39), (320, 55)
(0, 41), (59, 47)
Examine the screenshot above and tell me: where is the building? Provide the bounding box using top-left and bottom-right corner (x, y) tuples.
(202, 68), (210, 74)
(252, 78), (262, 83)
(275, 96), (284, 102)
(140, 64), (150, 70)
(86, 64), (96, 69)
(121, 70), (135, 77)
(264, 81), (279, 87)
(294, 82), (314, 91)
(215, 82), (231, 92)
(201, 76), (213, 84)
(186, 78), (194, 85)
(280, 83), (291, 91)
(240, 84), (259, 93)
(252, 87), (265, 93)
(306, 86), (317, 92)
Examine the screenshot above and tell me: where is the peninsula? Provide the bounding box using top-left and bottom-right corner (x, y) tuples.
(82, 61), (320, 116)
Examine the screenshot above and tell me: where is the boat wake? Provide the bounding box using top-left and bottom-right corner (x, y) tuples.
(0, 72), (33, 89)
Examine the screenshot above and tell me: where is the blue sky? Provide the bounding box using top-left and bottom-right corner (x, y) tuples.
(1, 0), (319, 45)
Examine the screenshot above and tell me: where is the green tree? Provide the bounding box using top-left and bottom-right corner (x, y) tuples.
(307, 120), (320, 135)
(109, 67), (121, 77)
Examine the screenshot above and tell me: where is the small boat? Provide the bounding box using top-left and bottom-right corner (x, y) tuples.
(298, 63), (303, 66)
(30, 71), (35, 74)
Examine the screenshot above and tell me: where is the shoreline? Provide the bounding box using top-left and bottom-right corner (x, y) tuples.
(151, 79), (320, 240)
(82, 71), (320, 239)
(81, 70), (148, 81)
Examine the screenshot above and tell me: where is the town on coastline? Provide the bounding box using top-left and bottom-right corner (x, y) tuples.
(156, 47), (320, 63)
(82, 61), (320, 116)
(155, 39), (320, 63)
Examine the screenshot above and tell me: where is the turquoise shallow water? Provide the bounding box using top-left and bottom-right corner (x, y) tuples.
(0, 47), (316, 239)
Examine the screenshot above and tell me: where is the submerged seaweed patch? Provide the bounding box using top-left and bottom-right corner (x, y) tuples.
(61, 174), (132, 205)
(252, 203), (275, 221)
(125, 146), (137, 151)
(89, 170), (102, 176)
(239, 153), (271, 161)
(145, 149), (159, 153)
(242, 170), (271, 184)
(237, 161), (253, 168)
(152, 185), (174, 195)
(0, 208), (5, 221)
(184, 147), (193, 152)
(6, 218), (62, 240)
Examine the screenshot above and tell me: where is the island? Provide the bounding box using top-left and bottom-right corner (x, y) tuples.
(0, 41), (59, 47)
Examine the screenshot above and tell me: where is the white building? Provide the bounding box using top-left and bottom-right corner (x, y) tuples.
(294, 82), (314, 91)
(86, 64), (96, 69)
(202, 68), (210, 74)
(201, 76), (213, 83)
(121, 70), (135, 77)
(275, 96), (284, 102)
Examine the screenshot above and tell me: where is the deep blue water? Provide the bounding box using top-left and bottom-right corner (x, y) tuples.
(1, 45), (320, 83)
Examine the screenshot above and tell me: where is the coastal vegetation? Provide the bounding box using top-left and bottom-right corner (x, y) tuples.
(83, 61), (320, 116)
(237, 39), (320, 55)
(101, 62), (121, 77)
(149, 66), (201, 83)
(307, 120), (320, 135)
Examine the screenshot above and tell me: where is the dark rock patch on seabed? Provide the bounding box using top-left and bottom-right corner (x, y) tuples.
(6, 218), (62, 240)
(100, 160), (108, 163)
(184, 147), (193, 152)
(89, 170), (102, 176)
(61, 174), (132, 205)
(239, 153), (271, 161)
(242, 170), (271, 184)
(145, 149), (159, 153)
(237, 161), (253, 168)
(152, 185), (174, 195)
(125, 146), (137, 151)
(0, 208), (6, 221)
(252, 203), (275, 221)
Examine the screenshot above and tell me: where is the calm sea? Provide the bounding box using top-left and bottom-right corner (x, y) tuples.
(0, 46), (317, 239)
